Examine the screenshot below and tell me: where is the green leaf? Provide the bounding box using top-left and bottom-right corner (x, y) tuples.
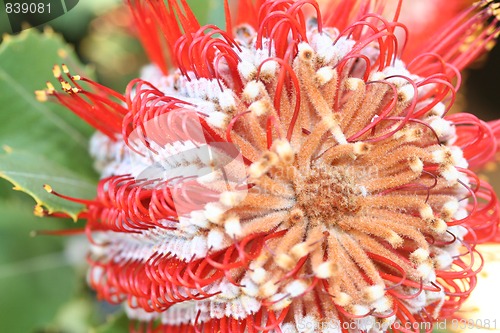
(188, 0), (226, 28)
(0, 28), (96, 178)
(92, 312), (129, 333)
(0, 195), (77, 333)
(0, 149), (96, 219)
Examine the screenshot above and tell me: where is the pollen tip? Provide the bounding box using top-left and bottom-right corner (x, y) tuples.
(35, 90), (48, 102)
(298, 42), (314, 61)
(43, 184), (53, 193)
(250, 267), (267, 284)
(220, 191), (245, 207)
(52, 65), (61, 78)
(204, 202), (225, 223)
(60, 81), (72, 91)
(410, 248), (430, 264)
(346, 77), (364, 91)
(260, 280), (279, 298)
(61, 64), (69, 73)
(416, 262), (434, 279)
(315, 67), (335, 86)
(397, 84), (415, 103)
(285, 280), (308, 297)
(290, 241), (309, 260)
(272, 139), (294, 163)
(363, 285), (385, 303)
(409, 157), (423, 173)
(353, 142), (371, 155)
(275, 253), (295, 270)
(46, 82), (55, 93)
(242, 80), (262, 102)
(334, 292), (352, 307)
(274, 253), (296, 270)
(33, 205), (45, 217)
(439, 164), (459, 184)
(206, 112), (228, 129)
(351, 304), (370, 316)
(387, 232), (403, 248)
(314, 261), (337, 279)
(372, 296), (392, 313)
(419, 204), (434, 220)
(224, 214), (242, 238)
(260, 60), (277, 79)
(249, 100), (268, 116)
(441, 199), (459, 221)
(72, 75), (81, 81)
(430, 218), (448, 234)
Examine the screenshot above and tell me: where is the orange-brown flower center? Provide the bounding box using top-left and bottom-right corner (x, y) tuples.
(294, 163), (362, 225)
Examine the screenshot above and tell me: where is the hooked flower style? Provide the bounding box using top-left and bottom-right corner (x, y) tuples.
(36, 0), (500, 332)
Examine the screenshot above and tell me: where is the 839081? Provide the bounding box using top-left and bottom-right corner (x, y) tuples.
(5, 2), (51, 14)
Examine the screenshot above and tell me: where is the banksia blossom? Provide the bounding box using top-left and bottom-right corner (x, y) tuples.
(36, 0), (500, 332)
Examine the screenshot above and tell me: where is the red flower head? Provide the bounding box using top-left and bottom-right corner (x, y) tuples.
(37, 0), (500, 332)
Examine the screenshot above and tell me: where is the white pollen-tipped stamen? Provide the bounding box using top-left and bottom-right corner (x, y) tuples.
(440, 164), (459, 183)
(387, 232), (403, 248)
(419, 205), (434, 220)
(372, 296), (392, 313)
(441, 199), (460, 220)
(430, 218), (448, 234)
(409, 157), (424, 173)
(272, 139), (294, 163)
(204, 202), (226, 223)
(297, 42), (314, 58)
(398, 84), (415, 103)
(250, 267), (267, 284)
(353, 142), (371, 155)
(416, 262), (434, 279)
(248, 100), (268, 116)
(220, 191), (246, 207)
(260, 60), (278, 78)
(369, 71), (386, 82)
(363, 285), (386, 303)
(314, 261), (336, 279)
(290, 242), (310, 260)
(351, 305), (370, 316)
(334, 292), (352, 307)
(346, 77), (364, 91)
(430, 102), (446, 117)
(238, 61), (257, 81)
(410, 248), (430, 264)
(285, 280), (309, 297)
(207, 229), (227, 251)
(275, 253), (295, 270)
(224, 215), (242, 238)
(206, 112), (229, 129)
(260, 280), (279, 298)
(315, 66), (335, 86)
(434, 251), (454, 270)
(218, 90), (236, 111)
(242, 80), (263, 101)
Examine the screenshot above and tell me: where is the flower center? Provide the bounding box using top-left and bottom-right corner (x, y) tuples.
(294, 162), (362, 225)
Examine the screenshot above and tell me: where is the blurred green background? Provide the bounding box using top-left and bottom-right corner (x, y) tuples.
(0, 0), (499, 332)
